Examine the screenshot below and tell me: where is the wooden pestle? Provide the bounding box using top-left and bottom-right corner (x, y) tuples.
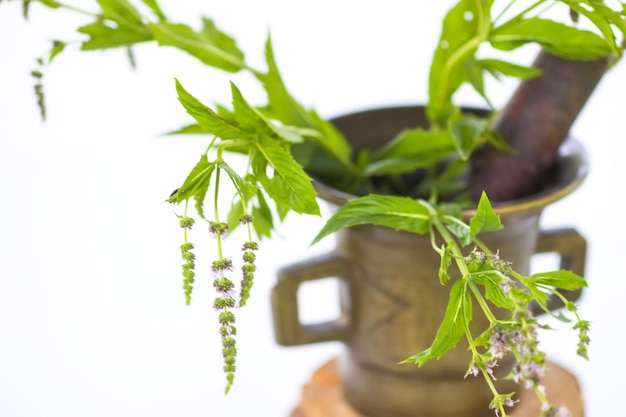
(469, 50), (610, 202)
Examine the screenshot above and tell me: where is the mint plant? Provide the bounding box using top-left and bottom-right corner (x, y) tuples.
(3, 0), (625, 415)
(312, 192), (590, 417)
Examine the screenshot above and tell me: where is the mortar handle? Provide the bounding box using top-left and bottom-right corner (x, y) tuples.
(271, 252), (352, 346)
(533, 227), (587, 314)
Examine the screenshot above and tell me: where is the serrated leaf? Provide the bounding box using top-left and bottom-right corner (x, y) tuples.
(226, 196), (245, 232)
(273, 125), (304, 144)
(194, 181), (209, 219)
(164, 123), (210, 136)
(78, 20), (152, 50)
(200, 18), (245, 67)
(469, 192), (502, 241)
(445, 217), (471, 247)
(251, 191), (274, 239)
(365, 150), (455, 177)
(218, 161), (258, 201)
(530, 270), (588, 291)
(365, 128), (457, 176)
(559, 0), (625, 56)
(149, 21), (245, 72)
(490, 17), (612, 60)
(97, 0), (144, 27)
(482, 275), (515, 309)
(404, 279), (470, 365)
(373, 128), (456, 161)
(256, 37), (352, 168)
(465, 57), (494, 109)
(141, 0), (166, 20)
(256, 36), (314, 127)
(479, 58), (542, 80)
(450, 114), (488, 160)
(168, 154), (215, 205)
(252, 136), (319, 215)
(311, 195), (431, 245)
(175, 79), (250, 139)
(230, 82), (278, 137)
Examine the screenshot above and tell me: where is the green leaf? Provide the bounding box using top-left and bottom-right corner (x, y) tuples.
(524, 280), (551, 313)
(444, 216), (471, 247)
(141, 0), (166, 20)
(252, 136), (320, 216)
(482, 128), (515, 154)
(404, 279), (470, 365)
(530, 270), (588, 291)
(305, 110), (353, 164)
(229, 82), (279, 137)
(256, 36), (352, 169)
(439, 242), (454, 285)
(251, 191), (274, 239)
(96, 0), (145, 27)
(365, 151), (455, 177)
(175, 79), (250, 139)
(78, 20), (152, 50)
(200, 17), (246, 66)
(450, 114), (488, 160)
(490, 17), (612, 60)
(427, 0), (493, 125)
(39, 0), (61, 9)
(311, 195), (431, 245)
(49, 40), (66, 62)
(164, 123), (210, 136)
(273, 125), (305, 144)
(168, 154), (216, 206)
(479, 58), (542, 80)
(256, 36), (314, 127)
(481, 274), (515, 309)
(469, 192), (502, 241)
(373, 128), (456, 162)
(78, 0), (152, 50)
(559, 0), (626, 56)
(148, 20), (245, 72)
(226, 196), (245, 232)
(218, 161), (258, 202)
(365, 128), (457, 176)
(193, 180), (209, 219)
(464, 58), (490, 107)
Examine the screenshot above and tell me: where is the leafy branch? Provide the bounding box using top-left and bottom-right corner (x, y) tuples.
(428, 0), (625, 128)
(313, 192), (588, 417)
(4, 0), (624, 404)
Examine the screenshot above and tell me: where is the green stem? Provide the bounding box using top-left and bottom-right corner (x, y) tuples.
(37, 0), (98, 17)
(214, 166), (223, 259)
(494, 0), (547, 28)
(435, 0), (491, 117)
(463, 316), (508, 417)
(183, 200), (190, 243)
(468, 280), (499, 323)
(493, 0), (520, 24)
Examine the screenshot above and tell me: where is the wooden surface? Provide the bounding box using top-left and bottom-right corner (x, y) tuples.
(291, 358), (584, 417)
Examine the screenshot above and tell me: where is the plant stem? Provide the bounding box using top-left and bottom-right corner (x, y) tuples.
(214, 166), (224, 259)
(468, 280), (499, 323)
(36, 0), (98, 17)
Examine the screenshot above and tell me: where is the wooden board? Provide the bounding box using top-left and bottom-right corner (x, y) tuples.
(291, 358), (584, 417)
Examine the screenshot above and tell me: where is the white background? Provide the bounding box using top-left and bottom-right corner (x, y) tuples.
(1, 1), (625, 416)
